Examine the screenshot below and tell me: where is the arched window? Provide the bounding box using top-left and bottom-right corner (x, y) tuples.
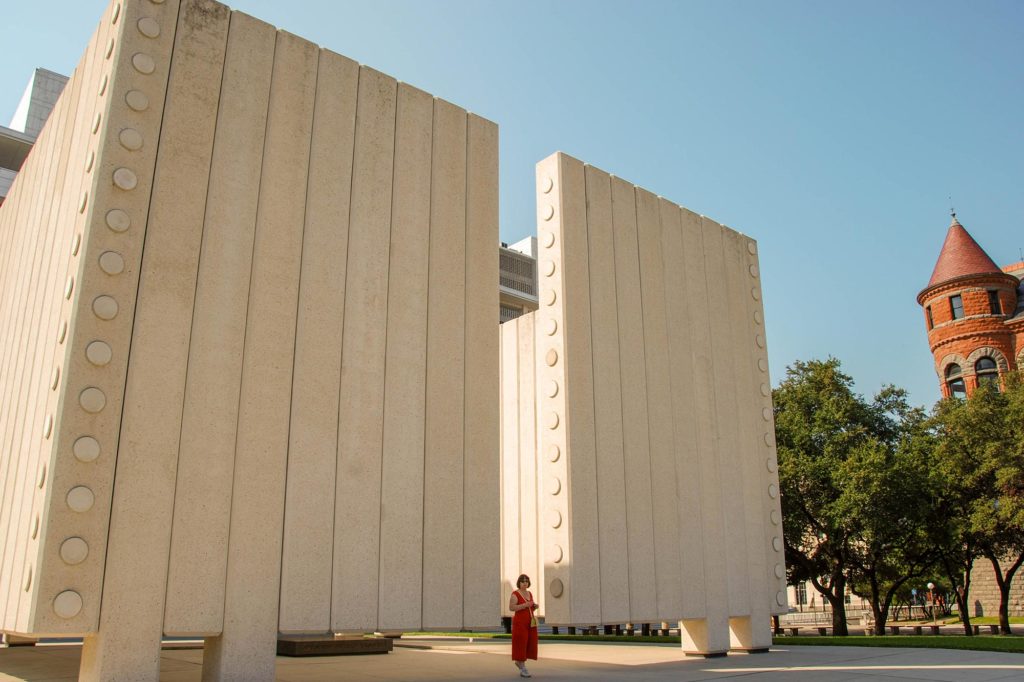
(975, 357), (1000, 388)
(945, 364), (966, 398)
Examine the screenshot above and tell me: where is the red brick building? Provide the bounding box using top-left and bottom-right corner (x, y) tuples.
(917, 214), (1024, 397)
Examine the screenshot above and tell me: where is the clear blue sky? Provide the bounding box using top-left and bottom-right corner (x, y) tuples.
(2, 0), (1021, 408)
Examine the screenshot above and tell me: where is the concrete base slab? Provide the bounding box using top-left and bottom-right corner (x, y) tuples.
(276, 635), (392, 657)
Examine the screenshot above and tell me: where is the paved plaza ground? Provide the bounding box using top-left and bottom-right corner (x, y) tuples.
(1, 639), (1023, 681)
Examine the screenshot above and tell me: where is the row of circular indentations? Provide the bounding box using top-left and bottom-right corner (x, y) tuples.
(746, 240), (786, 608)
(539, 172), (564, 601)
(43, 0), (166, 622)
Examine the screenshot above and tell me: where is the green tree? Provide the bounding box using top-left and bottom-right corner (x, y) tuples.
(931, 371), (1024, 635)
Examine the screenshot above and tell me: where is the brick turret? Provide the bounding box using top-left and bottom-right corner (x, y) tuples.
(917, 214), (1022, 397)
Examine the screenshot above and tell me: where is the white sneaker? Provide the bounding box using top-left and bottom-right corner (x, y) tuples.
(520, 666), (531, 677)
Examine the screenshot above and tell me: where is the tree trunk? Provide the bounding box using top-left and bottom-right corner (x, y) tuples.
(826, 573), (849, 636)
(987, 551), (1024, 636)
(867, 572), (886, 636)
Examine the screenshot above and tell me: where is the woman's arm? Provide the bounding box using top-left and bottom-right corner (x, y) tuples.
(509, 593), (524, 611)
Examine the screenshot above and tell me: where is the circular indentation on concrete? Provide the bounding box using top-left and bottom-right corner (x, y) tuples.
(98, 74), (109, 96)
(60, 537), (89, 565)
(775, 564), (785, 579)
(132, 53), (156, 75)
(74, 436), (101, 463)
(106, 208), (131, 232)
(93, 296), (119, 320)
(53, 591), (83, 619)
(545, 349), (558, 367)
(747, 242), (757, 255)
(542, 259), (555, 277)
(547, 509), (562, 528)
(112, 2), (122, 24)
(550, 578), (564, 598)
(92, 113), (102, 134)
(546, 380), (559, 398)
(78, 191), (89, 213)
(79, 387), (106, 413)
(64, 276), (75, 300)
(113, 167), (138, 190)
(764, 433), (775, 448)
(762, 407), (772, 421)
(545, 319), (557, 336)
(85, 150), (95, 172)
(541, 231), (555, 248)
(755, 334), (765, 349)
(544, 289), (556, 306)
(770, 510), (780, 525)
(150, 0), (166, 4)
(754, 312), (763, 328)
(548, 476), (561, 495)
(126, 90), (149, 112)
(67, 486), (95, 513)
(71, 233), (82, 257)
(542, 204), (555, 221)
(758, 358), (768, 372)
(772, 537), (782, 552)
(760, 383), (770, 397)
(777, 591), (786, 607)
(43, 415), (53, 440)
(749, 264), (759, 278)
(541, 175), (553, 193)
(546, 412), (560, 430)
(768, 483), (778, 499)
(51, 367), (60, 390)
(86, 341), (112, 366)
(119, 128), (143, 151)
(751, 288), (761, 301)
(99, 251), (125, 275)
(24, 567), (32, 592)
(57, 321), (68, 344)
(766, 457), (777, 473)
(548, 444), (560, 463)
(105, 38), (115, 59)
(138, 17), (161, 38)
(31, 515), (39, 539)
(37, 463), (47, 489)
(547, 544), (564, 564)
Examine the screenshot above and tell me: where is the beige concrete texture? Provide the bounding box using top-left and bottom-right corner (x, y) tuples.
(0, 0), (500, 679)
(516, 152), (785, 653)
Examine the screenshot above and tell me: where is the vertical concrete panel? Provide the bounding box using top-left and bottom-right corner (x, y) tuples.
(77, 1), (224, 676)
(722, 227), (770, 649)
(421, 99), (466, 629)
(701, 218), (749, 618)
(163, 10), (275, 635)
(276, 49), (358, 635)
(463, 114), (500, 627)
(517, 313), (539, 609)
(635, 188), (684, 621)
(659, 200), (706, 621)
(377, 82), (432, 630)
(331, 66), (396, 632)
(583, 165), (629, 624)
(557, 154), (601, 625)
(499, 319), (520, 614)
(678, 208), (729, 654)
(610, 177), (657, 623)
(534, 153), (569, 624)
(200, 28), (316, 682)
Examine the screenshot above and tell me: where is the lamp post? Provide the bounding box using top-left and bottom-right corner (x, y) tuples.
(927, 582), (937, 626)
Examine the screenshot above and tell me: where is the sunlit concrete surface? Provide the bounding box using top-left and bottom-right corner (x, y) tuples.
(2, 642), (1023, 681)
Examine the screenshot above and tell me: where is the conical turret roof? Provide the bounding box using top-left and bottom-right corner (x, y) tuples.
(925, 215), (1002, 289)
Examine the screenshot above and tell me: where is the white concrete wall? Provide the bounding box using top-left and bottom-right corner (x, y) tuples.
(0, 0), (499, 678)
(513, 152), (785, 652)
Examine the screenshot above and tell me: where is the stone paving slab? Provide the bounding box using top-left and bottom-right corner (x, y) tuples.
(1, 642), (1024, 681)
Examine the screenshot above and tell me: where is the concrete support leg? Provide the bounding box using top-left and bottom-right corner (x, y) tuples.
(680, 618), (729, 657)
(729, 615), (772, 652)
(80, 632), (162, 682)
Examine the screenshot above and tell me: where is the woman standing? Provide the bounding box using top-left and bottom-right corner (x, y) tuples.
(510, 574), (538, 677)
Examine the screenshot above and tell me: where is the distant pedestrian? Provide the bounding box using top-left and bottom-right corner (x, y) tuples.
(510, 574), (538, 678)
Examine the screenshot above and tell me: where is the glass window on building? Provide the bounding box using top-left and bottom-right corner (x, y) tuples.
(796, 582), (807, 606)
(949, 294), (964, 320)
(976, 357), (999, 388)
(988, 290), (1002, 315)
(946, 363), (966, 398)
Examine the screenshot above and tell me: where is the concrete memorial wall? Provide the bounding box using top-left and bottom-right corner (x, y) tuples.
(499, 152), (786, 654)
(0, 0), (498, 679)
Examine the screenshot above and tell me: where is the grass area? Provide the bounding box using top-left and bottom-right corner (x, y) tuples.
(961, 616), (1024, 625)
(775, 636), (1024, 654)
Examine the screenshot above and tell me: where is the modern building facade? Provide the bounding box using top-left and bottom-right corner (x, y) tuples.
(0, 69), (67, 205)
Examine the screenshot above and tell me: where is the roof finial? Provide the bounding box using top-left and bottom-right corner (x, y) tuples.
(949, 197), (959, 225)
